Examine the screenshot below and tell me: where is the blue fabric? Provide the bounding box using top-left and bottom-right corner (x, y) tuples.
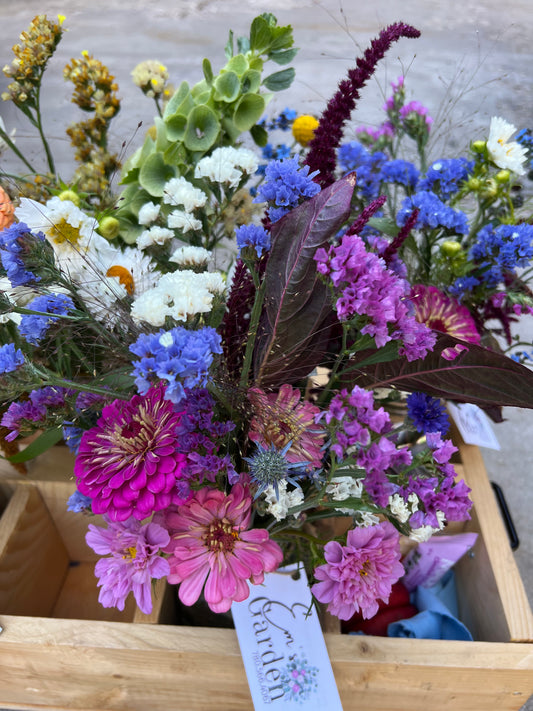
(387, 570), (473, 641)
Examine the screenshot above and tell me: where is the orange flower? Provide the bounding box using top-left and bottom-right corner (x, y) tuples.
(0, 187), (15, 230)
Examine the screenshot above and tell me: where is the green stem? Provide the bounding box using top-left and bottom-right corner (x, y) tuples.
(32, 80), (56, 176)
(239, 272), (266, 389)
(271, 528), (330, 547)
(36, 368), (128, 400)
(0, 126), (37, 174)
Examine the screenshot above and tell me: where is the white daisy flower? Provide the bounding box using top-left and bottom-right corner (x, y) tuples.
(169, 245), (212, 269)
(194, 146), (258, 188)
(138, 201), (161, 226)
(487, 116), (528, 175)
(167, 209), (202, 233)
(162, 176), (207, 212)
(137, 225), (174, 249)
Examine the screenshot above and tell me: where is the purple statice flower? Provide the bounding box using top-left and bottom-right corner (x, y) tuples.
(0, 342), (25, 373)
(311, 520), (404, 620)
(383, 75), (405, 112)
(380, 159), (419, 188)
(235, 224), (271, 258)
(355, 121), (395, 145)
(1, 386), (69, 441)
(469, 222), (533, 286)
(400, 100), (433, 131)
(0, 221), (45, 286)
(67, 489), (93, 513)
(75, 383), (188, 521)
(86, 517), (170, 614)
(130, 325), (222, 404)
(406, 392), (450, 435)
(314, 233), (436, 360)
(397, 191), (469, 234)
(253, 157), (321, 222)
(405, 471), (472, 529)
(19, 293), (75, 345)
(418, 158), (474, 198)
(305, 23), (420, 187)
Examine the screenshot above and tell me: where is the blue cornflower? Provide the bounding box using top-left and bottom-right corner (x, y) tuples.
(0, 343), (25, 373)
(0, 221), (45, 287)
(470, 222), (533, 285)
(19, 293), (74, 345)
(66, 489), (93, 513)
(235, 224), (271, 258)
(254, 157), (321, 222)
(244, 441), (309, 499)
(380, 159), (419, 189)
(418, 158), (474, 198)
(130, 326), (223, 404)
(397, 191), (469, 234)
(406, 392), (450, 435)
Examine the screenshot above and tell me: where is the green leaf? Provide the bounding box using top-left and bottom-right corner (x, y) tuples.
(269, 47), (299, 65)
(367, 216), (400, 237)
(163, 81), (190, 119)
(214, 71), (241, 103)
(225, 29), (234, 59)
(163, 141), (188, 167)
(183, 105), (219, 152)
(253, 174), (357, 387)
(202, 58), (214, 86)
(269, 25), (294, 52)
(165, 113), (188, 141)
(233, 93), (266, 132)
(138, 152), (176, 196)
(250, 16), (272, 53)
(240, 69), (261, 94)
(226, 54), (248, 76)
(237, 36), (250, 54)
(263, 68), (295, 92)
(250, 123), (268, 147)
(7, 427), (64, 464)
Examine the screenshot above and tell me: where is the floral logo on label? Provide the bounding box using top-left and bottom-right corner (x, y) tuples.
(279, 652), (319, 702)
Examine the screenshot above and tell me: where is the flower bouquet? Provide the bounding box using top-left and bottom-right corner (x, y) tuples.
(1, 13), (533, 626)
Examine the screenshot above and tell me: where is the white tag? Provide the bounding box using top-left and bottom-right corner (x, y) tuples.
(447, 401), (500, 450)
(232, 565), (343, 710)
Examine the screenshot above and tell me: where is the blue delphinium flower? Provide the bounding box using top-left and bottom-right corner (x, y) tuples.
(254, 157), (321, 222)
(407, 392), (450, 435)
(0, 343), (25, 373)
(418, 158), (474, 198)
(470, 222), (533, 285)
(67, 489), (93, 513)
(19, 293), (75, 345)
(130, 326), (223, 404)
(397, 190), (469, 234)
(380, 159), (419, 188)
(0, 221), (45, 287)
(235, 224), (271, 258)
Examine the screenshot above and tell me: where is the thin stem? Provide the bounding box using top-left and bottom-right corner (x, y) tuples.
(32, 79), (56, 176)
(239, 273), (266, 389)
(0, 126), (37, 174)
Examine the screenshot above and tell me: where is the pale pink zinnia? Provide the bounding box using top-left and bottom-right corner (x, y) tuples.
(86, 517), (170, 614)
(311, 520), (404, 620)
(75, 383), (187, 521)
(248, 384), (325, 468)
(411, 284), (481, 359)
(161, 483), (283, 613)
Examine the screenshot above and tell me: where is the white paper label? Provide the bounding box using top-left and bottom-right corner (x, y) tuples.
(447, 401), (500, 450)
(231, 565), (343, 710)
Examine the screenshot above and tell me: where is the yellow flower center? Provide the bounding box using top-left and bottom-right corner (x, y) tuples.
(50, 218), (83, 246)
(123, 546), (137, 560)
(106, 265), (135, 295)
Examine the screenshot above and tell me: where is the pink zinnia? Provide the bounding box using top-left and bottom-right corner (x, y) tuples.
(86, 517), (170, 614)
(311, 521), (404, 620)
(75, 383), (186, 521)
(411, 284), (481, 359)
(162, 484), (283, 613)
(248, 384), (325, 468)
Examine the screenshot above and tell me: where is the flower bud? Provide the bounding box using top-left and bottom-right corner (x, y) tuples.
(58, 189), (81, 206)
(495, 169), (511, 183)
(471, 140), (486, 153)
(440, 240), (462, 257)
(98, 216), (120, 240)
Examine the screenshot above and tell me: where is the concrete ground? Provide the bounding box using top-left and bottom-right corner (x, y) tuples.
(0, 1), (532, 708)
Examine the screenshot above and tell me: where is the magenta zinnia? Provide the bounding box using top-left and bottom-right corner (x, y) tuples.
(312, 520), (404, 620)
(162, 483), (283, 613)
(75, 383), (186, 521)
(247, 384), (325, 468)
(86, 517), (170, 615)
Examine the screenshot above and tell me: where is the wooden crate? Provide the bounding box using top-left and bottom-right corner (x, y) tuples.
(0, 438), (531, 711)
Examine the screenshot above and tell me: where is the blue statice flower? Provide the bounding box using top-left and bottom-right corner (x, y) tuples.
(0, 343), (25, 373)
(235, 224), (271, 258)
(0, 221), (45, 287)
(337, 142), (386, 199)
(418, 158), (474, 198)
(256, 143), (292, 176)
(254, 157), (321, 222)
(449, 275), (481, 299)
(130, 326), (223, 404)
(380, 159), (419, 188)
(407, 392), (450, 435)
(67, 489), (93, 513)
(259, 108), (298, 132)
(397, 190), (469, 234)
(19, 293), (75, 345)
(1, 386), (69, 441)
(338, 141), (369, 172)
(62, 423), (84, 454)
(469, 222), (533, 286)
(516, 129), (533, 173)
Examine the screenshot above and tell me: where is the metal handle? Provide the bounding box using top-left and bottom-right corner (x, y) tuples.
(491, 481), (520, 551)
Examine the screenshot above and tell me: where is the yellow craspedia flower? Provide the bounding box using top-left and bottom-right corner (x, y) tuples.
(291, 115), (319, 147)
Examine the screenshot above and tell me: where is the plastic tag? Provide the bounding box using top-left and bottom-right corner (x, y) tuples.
(447, 401), (500, 450)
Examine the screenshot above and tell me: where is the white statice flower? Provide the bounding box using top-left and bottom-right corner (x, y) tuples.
(130, 269), (225, 326)
(137, 225), (174, 249)
(326, 476), (363, 501)
(138, 201), (161, 226)
(263, 480), (304, 522)
(15, 196), (111, 277)
(409, 510), (446, 542)
(194, 146), (258, 188)
(486, 117), (528, 175)
(162, 176), (207, 212)
(169, 245), (212, 269)
(355, 511), (381, 527)
(388, 493), (411, 523)
(167, 209), (202, 233)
